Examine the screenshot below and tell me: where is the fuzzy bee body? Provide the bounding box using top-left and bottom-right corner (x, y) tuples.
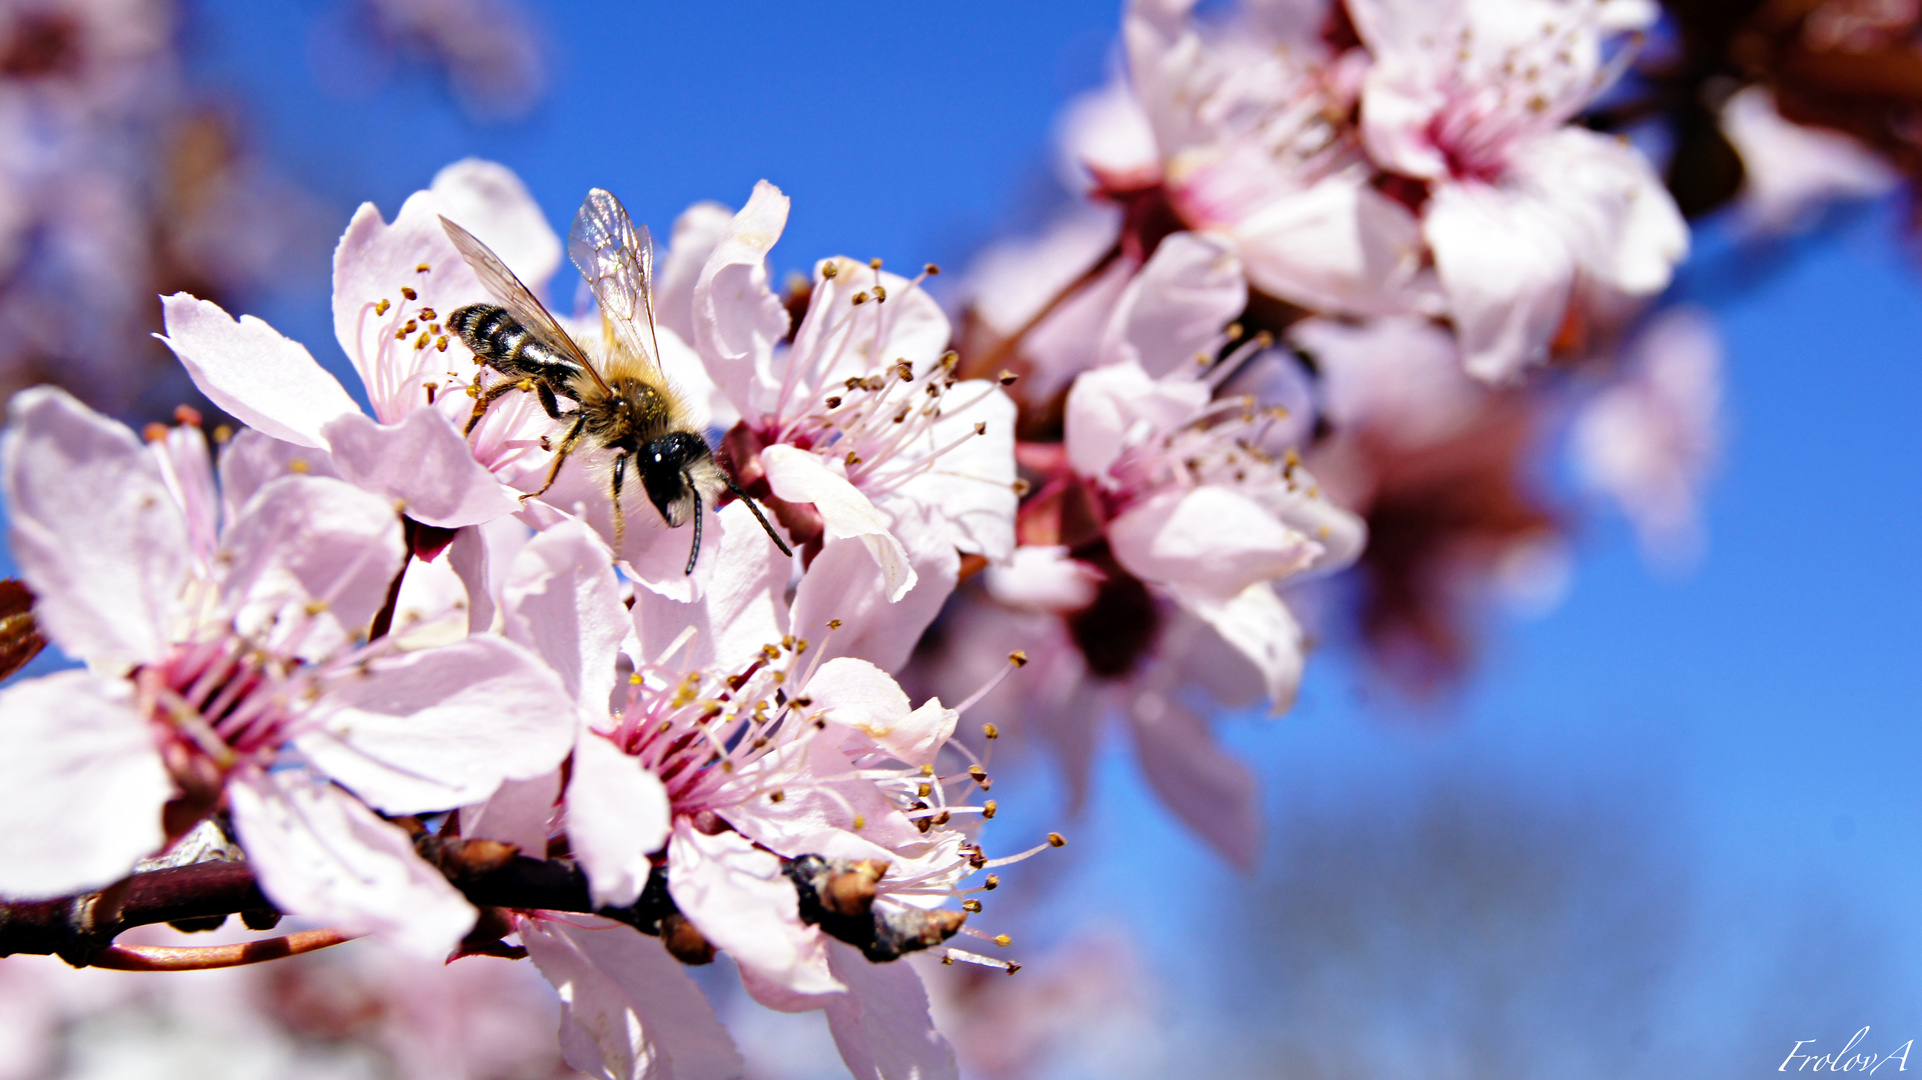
(440, 190), (790, 573)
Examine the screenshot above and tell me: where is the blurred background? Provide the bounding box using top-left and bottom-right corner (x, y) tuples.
(0, 1), (1918, 1077)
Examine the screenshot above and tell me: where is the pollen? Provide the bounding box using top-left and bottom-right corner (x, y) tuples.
(1047, 832), (1066, 847)
(400, 286), (418, 300)
(1008, 650), (1028, 667)
(416, 263), (431, 273)
(982, 723), (998, 739)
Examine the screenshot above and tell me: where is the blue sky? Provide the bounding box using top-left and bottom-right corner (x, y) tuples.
(17, 1), (1922, 1072)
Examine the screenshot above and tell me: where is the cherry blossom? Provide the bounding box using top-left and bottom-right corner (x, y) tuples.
(0, 387), (575, 955)
(1571, 307), (1722, 567)
(1346, 0), (1687, 381)
(1718, 85), (1898, 234)
(693, 181), (1018, 671)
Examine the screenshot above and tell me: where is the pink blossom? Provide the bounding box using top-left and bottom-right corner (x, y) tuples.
(1571, 307), (1722, 567)
(1120, 0), (1429, 316)
(1347, 0), (1686, 380)
(692, 181), (1018, 671)
(0, 387), (575, 956)
(1719, 85), (1898, 234)
(161, 158), (558, 530)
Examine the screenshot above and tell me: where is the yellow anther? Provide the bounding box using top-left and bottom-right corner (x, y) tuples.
(400, 286), (418, 300)
(288, 459), (311, 474)
(374, 298), (390, 315)
(1008, 651), (1028, 667)
(982, 723), (999, 739)
(1047, 832), (1066, 847)
(993, 934), (1012, 948)
(984, 874), (1000, 890)
(962, 898), (981, 912)
(416, 263), (430, 273)
(983, 800), (997, 819)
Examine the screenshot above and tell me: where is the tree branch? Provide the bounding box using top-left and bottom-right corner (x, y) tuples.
(0, 849), (964, 969)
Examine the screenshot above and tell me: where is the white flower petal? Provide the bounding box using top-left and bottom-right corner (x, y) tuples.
(429, 158), (563, 293)
(159, 293), (358, 450)
(1098, 231), (1245, 377)
(762, 444), (915, 601)
(1107, 486), (1321, 601)
(1424, 180), (1577, 383)
(566, 733), (673, 908)
(632, 501), (793, 673)
(806, 657), (955, 768)
(523, 916), (745, 1080)
(229, 769), (476, 958)
(1062, 361), (1209, 482)
(323, 408), (523, 529)
(0, 672), (169, 899)
(693, 181), (791, 415)
(788, 521), (960, 674)
(667, 820), (842, 997)
(656, 201), (736, 346)
(1127, 692), (1260, 871)
(2, 387), (186, 668)
(219, 475), (405, 659)
(299, 636), (575, 813)
(1170, 583), (1304, 712)
(823, 940), (959, 1080)
(501, 519), (627, 719)
(460, 771), (558, 860)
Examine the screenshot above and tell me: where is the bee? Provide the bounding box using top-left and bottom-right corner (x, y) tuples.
(440, 188), (791, 573)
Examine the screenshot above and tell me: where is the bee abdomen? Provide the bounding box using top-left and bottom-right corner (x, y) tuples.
(448, 304), (571, 376)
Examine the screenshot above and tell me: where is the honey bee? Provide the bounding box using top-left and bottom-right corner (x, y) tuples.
(440, 188), (791, 573)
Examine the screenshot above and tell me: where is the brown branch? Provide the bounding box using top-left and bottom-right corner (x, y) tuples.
(88, 928), (361, 971)
(0, 849), (965, 969)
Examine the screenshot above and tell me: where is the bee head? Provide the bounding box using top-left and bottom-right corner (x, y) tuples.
(639, 432), (713, 527)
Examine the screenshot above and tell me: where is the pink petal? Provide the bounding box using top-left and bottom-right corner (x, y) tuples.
(1062, 361), (1208, 482)
(789, 522), (960, 674)
(885, 383), (1018, 563)
(2, 387), (186, 668)
(219, 475), (405, 660)
(216, 428), (340, 522)
(461, 771), (558, 861)
(331, 193), (493, 423)
(632, 501), (793, 672)
(522, 915), (745, 1080)
(667, 819), (842, 997)
(762, 445), (914, 601)
(1127, 692), (1260, 871)
(655, 200), (735, 346)
(822, 941), (958, 1080)
(985, 545), (1101, 613)
(1108, 486), (1321, 601)
(693, 180), (791, 415)
(1170, 583), (1305, 712)
(1097, 231), (1245, 377)
(1230, 175), (1428, 317)
(501, 519), (627, 718)
(566, 732), (672, 907)
(229, 769), (477, 958)
(299, 636), (575, 813)
(1424, 180), (1576, 383)
(323, 408), (523, 528)
(159, 293), (359, 450)
(445, 521), (500, 636)
(806, 657), (955, 768)
(0, 672), (169, 898)
(1517, 127), (1687, 297)
(428, 159), (563, 294)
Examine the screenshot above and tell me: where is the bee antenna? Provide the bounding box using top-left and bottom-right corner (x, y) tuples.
(721, 471), (794, 559)
(685, 484), (703, 576)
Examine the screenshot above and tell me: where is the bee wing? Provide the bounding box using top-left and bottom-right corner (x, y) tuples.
(439, 214), (609, 394)
(568, 188), (662, 377)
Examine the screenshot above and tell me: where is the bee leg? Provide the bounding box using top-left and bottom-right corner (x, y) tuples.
(523, 415), (587, 501)
(610, 451), (627, 560)
(464, 377), (523, 435)
(535, 381), (565, 421)
(719, 470), (794, 558)
(684, 481), (703, 576)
